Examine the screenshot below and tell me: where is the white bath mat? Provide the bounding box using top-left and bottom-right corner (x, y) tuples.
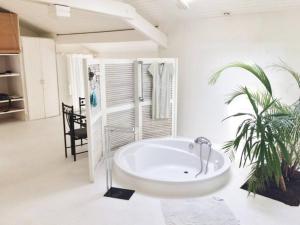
(161, 197), (240, 225)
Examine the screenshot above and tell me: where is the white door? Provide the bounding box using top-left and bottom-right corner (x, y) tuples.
(40, 38), (59, 118)
(22, 37), (45, 120)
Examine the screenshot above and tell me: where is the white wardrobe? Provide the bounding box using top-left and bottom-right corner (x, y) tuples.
(22, 37), (59, 120)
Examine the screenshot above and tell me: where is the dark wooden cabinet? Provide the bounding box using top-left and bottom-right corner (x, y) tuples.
(0, 13), (20, 54)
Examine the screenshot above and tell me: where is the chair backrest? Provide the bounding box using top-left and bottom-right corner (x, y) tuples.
(79, 97), (85, 116)
(62, 103), (75, 133)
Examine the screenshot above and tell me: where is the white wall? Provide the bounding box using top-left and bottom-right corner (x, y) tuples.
(92, 41), (159, 59)
(160, 10), (300, 144)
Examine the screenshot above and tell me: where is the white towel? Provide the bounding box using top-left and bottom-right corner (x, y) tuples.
(161, 197), (240, 225)
(148, 62), (174, 120)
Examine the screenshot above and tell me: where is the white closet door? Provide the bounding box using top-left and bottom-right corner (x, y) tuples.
(40, 38), (59, 118)
(22, 37), (45, 120)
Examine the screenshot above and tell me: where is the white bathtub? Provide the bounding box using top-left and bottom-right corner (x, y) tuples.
(113, 137), (231, 196)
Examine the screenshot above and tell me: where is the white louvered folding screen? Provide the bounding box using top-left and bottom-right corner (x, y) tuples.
(85, 58), (178, 182)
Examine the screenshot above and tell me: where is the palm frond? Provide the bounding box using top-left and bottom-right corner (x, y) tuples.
(225, 86), (247, 104)
(251, 92), (273, 108)
(209, 61), (273, 95)
(244, 87), (259, 115)
(272, 60), (300, 88)
(222, 113), (255, 122)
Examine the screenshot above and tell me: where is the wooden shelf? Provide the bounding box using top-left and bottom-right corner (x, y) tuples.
(0, 73), (20, 78)
(0, 15), (24, 121)
(0, 98), (23, 104)
(0, 53), (20, 56)
(0, 107), (24, 115)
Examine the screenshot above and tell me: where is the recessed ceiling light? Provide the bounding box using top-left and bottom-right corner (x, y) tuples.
(224, 12), (231, 16)
(177, 0), (190, 10)
(54, 4), (71, 17)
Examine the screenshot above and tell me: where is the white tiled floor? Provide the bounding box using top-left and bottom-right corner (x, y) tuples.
(0, 117), (299, 225)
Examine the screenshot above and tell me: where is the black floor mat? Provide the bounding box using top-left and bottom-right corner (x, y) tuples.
(241, 173), (300, 206)
(104, 187), (135, 200)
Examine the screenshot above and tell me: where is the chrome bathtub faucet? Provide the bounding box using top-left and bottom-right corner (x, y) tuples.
(194, 137), (212, 177)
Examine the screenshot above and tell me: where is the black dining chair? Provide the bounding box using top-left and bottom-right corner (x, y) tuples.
(62, 103), (88, 161)
(78, 97), (86, 146)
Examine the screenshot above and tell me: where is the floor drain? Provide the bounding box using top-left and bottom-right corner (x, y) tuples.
(184, 171), (189, 174)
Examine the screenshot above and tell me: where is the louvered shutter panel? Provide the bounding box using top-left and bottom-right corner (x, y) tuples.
(107, 108), (135, 149)
(105, 63), (134, 107)
(140, 62), (175, 139)
(104, 61), (136, 149)
(142, 105), (173, 139)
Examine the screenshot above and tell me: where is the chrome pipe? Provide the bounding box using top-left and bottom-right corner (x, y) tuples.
(104, 126), (137, 191)
(194, 137), (212, 177)
(204, 144), (212, 175)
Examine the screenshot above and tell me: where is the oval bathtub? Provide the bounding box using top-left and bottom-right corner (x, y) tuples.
(113, 137), (231, 196)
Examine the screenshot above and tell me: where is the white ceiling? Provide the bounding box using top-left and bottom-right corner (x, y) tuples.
(0, 0), (130, 34)
(123, 0), (300, 25)
(1, 0), (300, 35)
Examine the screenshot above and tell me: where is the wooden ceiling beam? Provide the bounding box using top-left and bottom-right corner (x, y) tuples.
(26, 0), (168, 47)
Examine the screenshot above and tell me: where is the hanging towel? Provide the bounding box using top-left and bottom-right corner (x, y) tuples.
(148, 62), (174, 119)
(90, 90), (98, 107)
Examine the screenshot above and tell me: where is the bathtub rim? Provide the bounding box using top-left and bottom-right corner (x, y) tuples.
(113, 136), (232, 184)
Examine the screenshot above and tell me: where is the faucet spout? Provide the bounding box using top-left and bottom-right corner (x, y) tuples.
(194, 136), (211, 146)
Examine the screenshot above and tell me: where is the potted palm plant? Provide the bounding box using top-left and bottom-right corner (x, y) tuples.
(209, 62), (300, 205)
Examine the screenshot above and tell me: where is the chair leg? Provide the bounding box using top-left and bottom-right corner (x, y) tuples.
(71, 138), (76, 162)
(74, 149), (76, 161)
(63, 134), (68, 158)
(69, 135), (74, 155)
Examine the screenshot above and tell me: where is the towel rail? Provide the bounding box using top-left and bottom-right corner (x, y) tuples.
(138, 61), (144, 102)
(137, 60), (170, 103)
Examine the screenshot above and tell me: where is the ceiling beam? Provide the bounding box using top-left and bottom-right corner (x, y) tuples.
(26, 0), (168, 47)
(126, 13), (167, 48)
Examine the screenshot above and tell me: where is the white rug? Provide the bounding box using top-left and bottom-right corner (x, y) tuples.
(161, 197), (240, 225)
